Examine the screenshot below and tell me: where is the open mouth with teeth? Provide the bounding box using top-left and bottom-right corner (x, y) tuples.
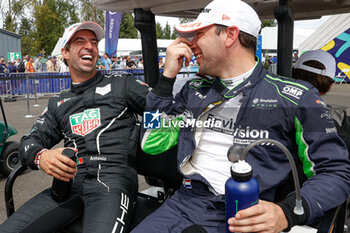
(81, 54), (94, 64)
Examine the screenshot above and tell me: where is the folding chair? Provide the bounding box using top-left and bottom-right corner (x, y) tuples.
(5, 147), (349, 233)
(334, 68), (349, 85)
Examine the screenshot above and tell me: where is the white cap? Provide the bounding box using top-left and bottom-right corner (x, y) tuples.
(231, 160), (252, 174)
(294, 50), (336, 80)
(61, 22), (104, 49)
(175, 0), (261, 39)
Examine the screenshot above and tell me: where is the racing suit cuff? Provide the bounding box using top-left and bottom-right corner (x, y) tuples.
(26, 146), (45, 170)
(152, 74), (175, 97)
(277, 193), (310, 232)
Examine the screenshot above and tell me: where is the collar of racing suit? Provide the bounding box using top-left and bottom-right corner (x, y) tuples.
(70, 72), (102, 95)
(212, 62), (267, 100)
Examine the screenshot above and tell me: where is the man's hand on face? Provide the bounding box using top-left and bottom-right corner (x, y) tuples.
(228, 200), (289, 233)
(163, 37), (193, 78)
(39, 148), (78, 182)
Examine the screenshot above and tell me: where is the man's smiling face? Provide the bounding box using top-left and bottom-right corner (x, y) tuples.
(62, 29), (99, 78)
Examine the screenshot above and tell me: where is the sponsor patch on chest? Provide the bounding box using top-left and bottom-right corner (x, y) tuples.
(95, 84), (111, 96)
(69, 108), (101, 136)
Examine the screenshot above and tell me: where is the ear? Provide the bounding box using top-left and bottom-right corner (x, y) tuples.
(225, 26), (240, 48)
(61, 48), (69, 62)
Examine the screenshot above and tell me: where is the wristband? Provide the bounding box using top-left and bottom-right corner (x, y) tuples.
(35, 149), (48, 170)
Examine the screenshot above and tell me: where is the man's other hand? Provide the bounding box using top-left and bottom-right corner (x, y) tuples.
(228, 200), (288, 233)
(39, 148), (78, 182)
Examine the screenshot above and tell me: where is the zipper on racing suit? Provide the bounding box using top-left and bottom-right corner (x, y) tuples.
(180, 99), (226, 173)
(95, 107), (129, 192)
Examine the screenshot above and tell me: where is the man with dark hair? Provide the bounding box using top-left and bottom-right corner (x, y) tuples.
(292, 50), (350, 155)
(8, 60), (18, 73)
(292, 50), (334, 95)
(133, 0), (350, 232)
(103, 52), (112, 71)
(126, 56), (136, 69)
(0, 58), (7, 74)
(34, 54), (43, 72)
(0, 21), (150, 233)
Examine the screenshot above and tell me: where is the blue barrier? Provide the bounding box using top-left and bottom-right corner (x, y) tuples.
(0, 70), (146, 96)
(0, 69), (198, 96)
(1, 73), (72, 96)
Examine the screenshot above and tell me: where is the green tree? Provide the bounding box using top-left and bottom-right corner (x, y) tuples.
(163, 22), (171, 39)
(80, 0), (104, 26)
(119, 13), (138, 38)
(179, 18), (195, 24)
(4, 13), (16, 32)
(156, 22), (164, 39)
(3, 0), (26, 32)
(261, 19), (276, 28)
(19, 18), (36, 56)
(171, 26), (177, 39)
(32, 0), (79, 56)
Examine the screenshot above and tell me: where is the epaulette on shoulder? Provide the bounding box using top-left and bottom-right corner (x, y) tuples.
(187, 74), (215, 89)
(60, 89), (70, 94)
(104, 72), (134, 80)
(264, 73), (312, 104)
(104, 73), (124, 79)
(264, 73), (312, 89)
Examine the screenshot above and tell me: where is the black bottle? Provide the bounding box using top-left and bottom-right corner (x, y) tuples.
(51, 148), (76, 202)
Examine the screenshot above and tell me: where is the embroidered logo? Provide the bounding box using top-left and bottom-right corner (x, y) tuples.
(281, 85), (303, 99)
(57, 98), (72, 107)
(222, 14), (230, 20)
(76, 157), (83, 165)
(70, 108), (101, 136)
(183, 179), (192, 189)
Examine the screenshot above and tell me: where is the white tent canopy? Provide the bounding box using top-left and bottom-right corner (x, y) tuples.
(298, 13), (350, 52)
(51, 38), (174, 57)
(51, 30), (308, 58)
(261, 27), (308, 53)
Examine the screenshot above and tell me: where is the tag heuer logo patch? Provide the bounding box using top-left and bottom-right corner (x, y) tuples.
(70, 108), (101, 136)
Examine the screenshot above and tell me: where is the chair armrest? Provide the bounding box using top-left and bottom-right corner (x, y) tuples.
(316, 200), (347, 233)
(5, 164), (27, 217)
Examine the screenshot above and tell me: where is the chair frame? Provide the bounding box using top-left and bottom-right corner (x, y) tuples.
(334, 68), (349, 85)
(4, 146), (348, 233)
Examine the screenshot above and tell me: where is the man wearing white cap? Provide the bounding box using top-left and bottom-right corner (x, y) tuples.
(136, 0), (350, 232)
(0, 21), (150, 233)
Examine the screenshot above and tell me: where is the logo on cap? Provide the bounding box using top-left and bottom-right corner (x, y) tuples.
(222, 14), (230, 20)
(202, 8), (211, 13)
(180, 22), (203, 29)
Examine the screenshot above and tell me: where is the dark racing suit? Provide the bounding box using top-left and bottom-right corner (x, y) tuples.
(0, 72), (149, 233)
(133, 62), (350, 233)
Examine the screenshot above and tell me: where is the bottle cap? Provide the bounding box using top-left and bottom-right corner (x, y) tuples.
(231, 160), (253, 181)
(62, 148), (76, 160)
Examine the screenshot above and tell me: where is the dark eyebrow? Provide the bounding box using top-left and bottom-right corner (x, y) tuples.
(73, 36), (98, 42)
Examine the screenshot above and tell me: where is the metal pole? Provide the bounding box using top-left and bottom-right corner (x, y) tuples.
(5, 80), (9, 97)
(274, 0), (294, 77)
(33, 78), (40, 107)
(0, 97), (8, 146)
(134, 8), (159, 88)
(25, 75), (34, 118)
